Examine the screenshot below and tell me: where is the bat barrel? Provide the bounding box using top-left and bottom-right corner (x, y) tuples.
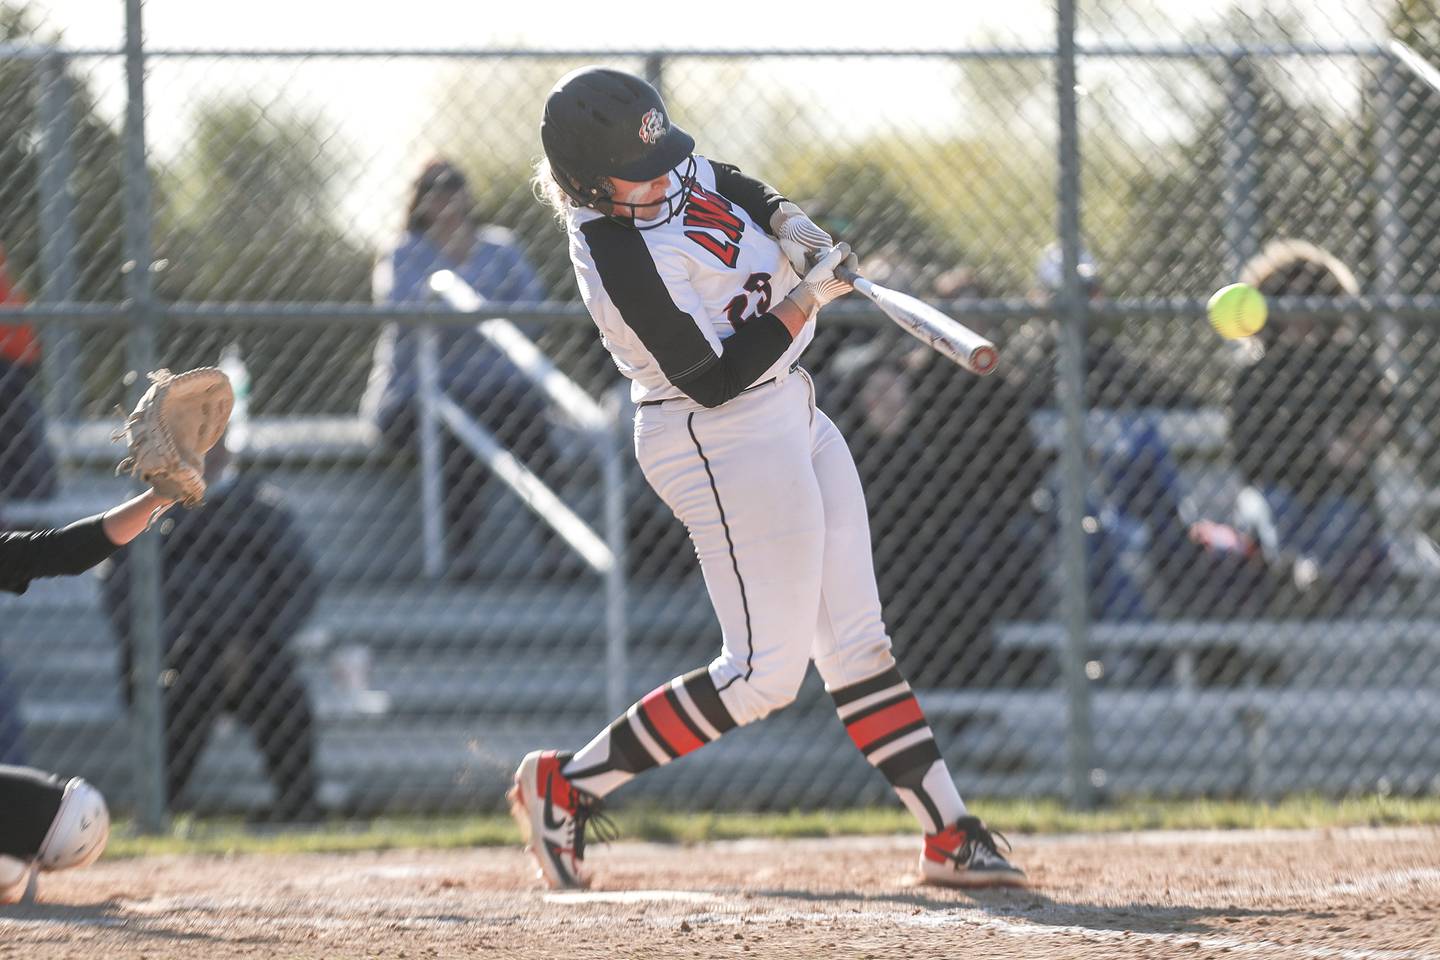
(969, 343), (999, 375)
(836, 267), (998, 376)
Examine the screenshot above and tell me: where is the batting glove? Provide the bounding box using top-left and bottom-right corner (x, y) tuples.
(788, 242), (857, 315)
(770, 201), (834, 274)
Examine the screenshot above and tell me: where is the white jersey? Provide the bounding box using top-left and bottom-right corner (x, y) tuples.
(566, 156), (812, 405)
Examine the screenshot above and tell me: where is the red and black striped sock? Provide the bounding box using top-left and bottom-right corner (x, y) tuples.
(830, 665), (965, 834)
(561, 665), (738, 798)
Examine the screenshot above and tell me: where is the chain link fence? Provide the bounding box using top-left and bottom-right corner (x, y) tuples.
(3, 1), (1440, 826)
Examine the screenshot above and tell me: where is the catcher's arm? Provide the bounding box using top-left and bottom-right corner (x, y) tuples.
(0, 489), (173, 593)
(102, 490), (176, 545)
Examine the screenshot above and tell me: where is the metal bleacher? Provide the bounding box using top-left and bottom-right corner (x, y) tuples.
(1, 416), (718, 813)
(7, 404), (1440, 810)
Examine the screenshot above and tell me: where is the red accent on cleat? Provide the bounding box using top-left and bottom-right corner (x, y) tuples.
(924, 825), (965, 864)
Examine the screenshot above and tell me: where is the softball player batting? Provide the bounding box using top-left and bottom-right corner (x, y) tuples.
(511, 66), (1024, 891)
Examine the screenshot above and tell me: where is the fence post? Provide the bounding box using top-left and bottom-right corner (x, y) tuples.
(1055, 0), (1097, 809)
(36, 50), (80, 422)
(1223, 54), (1261, 277)
(121, 0), (167, 834)
(602, 385), (629, 719)
(643, 54), (664, 100)
(1373, 52), (1409, 384)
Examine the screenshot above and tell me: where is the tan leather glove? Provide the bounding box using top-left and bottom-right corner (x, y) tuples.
(114, 367), (234, 507)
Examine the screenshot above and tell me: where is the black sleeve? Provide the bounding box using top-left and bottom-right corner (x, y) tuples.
(681, 313), (794, 408)
(580, 214), (795, 409)
(582, 217), (721, 385)
(710, 161), (787, 236)
(0, 764), (66, 858)
(0, 514), (117, 595)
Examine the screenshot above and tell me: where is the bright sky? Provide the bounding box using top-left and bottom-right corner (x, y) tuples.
(14, 0), (1396, 243)
(28, 1), (1058, 50)
(21, 0), (1388, 51)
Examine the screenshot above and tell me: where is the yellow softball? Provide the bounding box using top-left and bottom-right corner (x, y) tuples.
(1207, 282), (1267, 340)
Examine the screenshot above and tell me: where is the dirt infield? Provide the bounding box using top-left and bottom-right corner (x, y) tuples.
(3, 827), (1438, 959)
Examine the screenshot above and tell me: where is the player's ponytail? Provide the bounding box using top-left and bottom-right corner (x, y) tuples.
(531, 157), (577, 226)
(1240, 239), (1358, 299)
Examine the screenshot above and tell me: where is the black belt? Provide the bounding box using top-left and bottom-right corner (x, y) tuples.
(638, 361), (801, 409)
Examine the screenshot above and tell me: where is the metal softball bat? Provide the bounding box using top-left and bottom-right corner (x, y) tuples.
(838, 267), (999, 375)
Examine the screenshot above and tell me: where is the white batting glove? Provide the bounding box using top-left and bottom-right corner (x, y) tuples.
(788, 242), (857, 314)
(770, 201), (834, 274)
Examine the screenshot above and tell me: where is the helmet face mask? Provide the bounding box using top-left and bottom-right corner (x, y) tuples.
(542, 67), (697, 228)
(598, 156), (697, 231)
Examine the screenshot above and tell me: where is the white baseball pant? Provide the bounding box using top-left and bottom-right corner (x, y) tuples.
(634, 369), (898, 724)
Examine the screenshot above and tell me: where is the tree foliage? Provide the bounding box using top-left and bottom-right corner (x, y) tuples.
(156, 99), (370, 304)
(0, 3), (125, 301)
(153, 99), (373, 413)
(1387, 0), (1440, 296)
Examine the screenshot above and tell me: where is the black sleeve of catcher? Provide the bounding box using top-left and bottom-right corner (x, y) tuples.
(0, 764), (65, 858)
(710, 161), (787, 236)
(681, 313), (794, 409)
(0, 514), (118, 595)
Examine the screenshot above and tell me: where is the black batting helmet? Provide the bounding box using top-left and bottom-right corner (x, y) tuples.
(541, 66), (695, 225)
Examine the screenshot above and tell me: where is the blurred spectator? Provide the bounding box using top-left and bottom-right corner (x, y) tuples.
(822, 318), (1055, 689)
(98, 435), (323, 822)
(1029, 242), (1203, 409)
(859, 241), (926, 296)
(821, 254), (1164, 687)
(362, 159), (555, 579)
(1184, 240), (1410, 618)
(930, 265), (986, 302)
(0, 244), (58, 503)
(1026, 243), (1187, 622)
(1013, 244), (1210, 686)
(1101, 240), (1418, 686)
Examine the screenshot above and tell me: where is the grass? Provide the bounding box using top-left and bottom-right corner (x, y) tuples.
(103, 794), (1440, 860)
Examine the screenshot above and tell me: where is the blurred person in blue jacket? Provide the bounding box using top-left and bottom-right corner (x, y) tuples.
(1120, 242), (1414, 685)
(362, 159), (555, 578)
(1186, 241), (1410, 618)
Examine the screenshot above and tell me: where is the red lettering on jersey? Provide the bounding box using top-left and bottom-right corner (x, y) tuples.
(683, 185), (744, 241)
(682, 184), (745, 267)
(685, 230), (741, 269)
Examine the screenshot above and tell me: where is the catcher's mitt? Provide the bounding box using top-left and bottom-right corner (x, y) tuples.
(114, 367), (235, 506)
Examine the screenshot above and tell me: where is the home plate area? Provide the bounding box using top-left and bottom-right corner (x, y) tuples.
(2, 830), (1438, 959)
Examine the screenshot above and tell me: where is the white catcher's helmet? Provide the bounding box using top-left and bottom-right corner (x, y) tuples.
(37, 777), (110, 871)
